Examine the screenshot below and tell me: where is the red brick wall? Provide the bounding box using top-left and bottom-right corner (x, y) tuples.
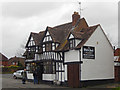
(115, 66), (120, 82)
(114, 48), (120, 56)
(0, 61), (9, 66)
(114, 48), (120, 61)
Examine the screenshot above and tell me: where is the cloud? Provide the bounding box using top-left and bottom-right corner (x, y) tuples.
(1, 1), (118, 58)
(2, 2), (64, 18)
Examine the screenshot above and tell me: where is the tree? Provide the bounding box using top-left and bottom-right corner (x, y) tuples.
(17, 61), (23, 67)
(15, 38), (27, 57)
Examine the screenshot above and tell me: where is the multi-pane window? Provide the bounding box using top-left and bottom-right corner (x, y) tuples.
(52, 43), (56, 50)
(26, 47), (36, 59)
(42, 43), (59, 52)
(43, 44), (45, 52)
(28, 47), (36, 52)
(46, 43), (52, 51)
(69, 39), (75, 49)
(28, 37), (35, 47)
(43, 61), (55, 74)
(43, 35), (52, 42)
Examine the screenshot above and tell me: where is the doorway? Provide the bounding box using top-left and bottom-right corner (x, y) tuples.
(67, 63), (80, 88)
(36, 63), (43, 82)
(115, 66), (120, 82)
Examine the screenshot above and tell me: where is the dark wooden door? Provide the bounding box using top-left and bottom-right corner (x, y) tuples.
(67, 63), (80, 88)
(115, 66), (120, 82)
(36, 63), (43, 81)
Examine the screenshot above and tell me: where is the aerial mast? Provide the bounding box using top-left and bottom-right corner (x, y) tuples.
(78, 2), (82, 19)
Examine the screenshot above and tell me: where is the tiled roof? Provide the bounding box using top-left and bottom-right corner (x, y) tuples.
(57, 24), (99, 51)
(26, 31), (45, 47)
(48, 22), (72, 43)
(75, 24), (99, 49)
(53, 18), (89, 51)
(25, 13), (101, 52)
(9, 56), (25, 60)
(0, 53), (8, 61)
(32, 31), (45, 45)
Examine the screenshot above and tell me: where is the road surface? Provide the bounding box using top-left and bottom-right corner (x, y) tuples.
(2, 74), (66, 88)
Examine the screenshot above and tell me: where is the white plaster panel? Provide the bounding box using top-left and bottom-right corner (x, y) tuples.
(81, 26), (114, 81)
(27, 73), (33, 79)
(65, 65), (67, 81)
(75, 39), (81, 47)
(65, 50), (79, 63)
(42, 74), (55, 81)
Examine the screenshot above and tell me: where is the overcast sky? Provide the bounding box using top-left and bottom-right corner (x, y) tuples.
(1, 0), (118, 58)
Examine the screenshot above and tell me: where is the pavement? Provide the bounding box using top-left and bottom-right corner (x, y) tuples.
(2, 74), (67, 88)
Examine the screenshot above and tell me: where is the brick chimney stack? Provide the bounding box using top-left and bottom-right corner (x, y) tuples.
(72, 12), (80, 26)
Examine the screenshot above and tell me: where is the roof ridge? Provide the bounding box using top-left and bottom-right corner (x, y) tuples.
(81, 24), (100, 30)
(53, 22), (72, 28)
(89, 24), (100, 28)
(75, 18), (85, 27)
(39, 31), (45, 34)
(31, 32), (39, 34)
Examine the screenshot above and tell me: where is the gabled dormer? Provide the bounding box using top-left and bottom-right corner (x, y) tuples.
(28, 36), (35, 47)
(68, 33), (81, 49)
(26, 32), (37, 48)
(25, 32), (40, 59)
(68, 33), (75, 49)
(42, 27), (59, 52)
(43, 30), (53, 43)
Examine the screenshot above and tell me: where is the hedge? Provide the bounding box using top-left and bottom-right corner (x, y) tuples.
(1, 65), (24, 73)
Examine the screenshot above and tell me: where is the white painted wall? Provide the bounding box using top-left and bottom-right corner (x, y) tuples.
(69, 34), (74, 39)
(65, 50), (80, 63)
(81, 26), (114, 81)
(75, 39), (81, 47)
(55, 63), (65, 82)
(43, 74), (55, 81)
(27, 73), (33, 79)
(64, 65), (68, 81)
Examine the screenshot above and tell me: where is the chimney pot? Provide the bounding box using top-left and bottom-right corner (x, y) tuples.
(72, 11), (80, 26)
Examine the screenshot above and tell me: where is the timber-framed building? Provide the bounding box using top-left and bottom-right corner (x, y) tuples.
(24, 12), (114, 87)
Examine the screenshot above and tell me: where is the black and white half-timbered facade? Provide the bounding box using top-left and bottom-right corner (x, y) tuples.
(24, 12), (114, 87)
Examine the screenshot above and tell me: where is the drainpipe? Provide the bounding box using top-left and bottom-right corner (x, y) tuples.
(79, 48), (83, 86)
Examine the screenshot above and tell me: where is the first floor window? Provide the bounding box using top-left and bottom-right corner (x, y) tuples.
(43, 44), (45, 52)
(69, 39), (75, 49)
(43, 61), (55, 74)
(26, 63), (36, 73)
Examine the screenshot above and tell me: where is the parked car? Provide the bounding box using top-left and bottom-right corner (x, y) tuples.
(13, 70), (24, 79)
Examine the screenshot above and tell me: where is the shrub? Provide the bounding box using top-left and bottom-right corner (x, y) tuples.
(7, 65), (20, 68)
(1, 65), (22, 73)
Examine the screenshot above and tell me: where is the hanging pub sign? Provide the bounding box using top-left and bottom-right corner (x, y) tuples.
(83, 46), (95, 59)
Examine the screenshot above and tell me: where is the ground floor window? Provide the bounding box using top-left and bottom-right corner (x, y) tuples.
(43, 61), (55, 74)
(26, 63), (36, 73)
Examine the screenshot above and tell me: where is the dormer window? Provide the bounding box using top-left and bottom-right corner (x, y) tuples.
(68, 33), (81, 49)
(69, 39), (75, 49)
(52, 43), (55, 50)
(28, 37), (35, 47)
(69, 34), (75, 49)
(43, 44), (45, 52)
(43, 31), (52, 42)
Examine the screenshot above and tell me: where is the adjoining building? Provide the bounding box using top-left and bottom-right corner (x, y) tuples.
(8, 56), (25, 67)
(114, 48), (120, 82)
(0, 53), (9, 66)
(23, 12), (114, 87)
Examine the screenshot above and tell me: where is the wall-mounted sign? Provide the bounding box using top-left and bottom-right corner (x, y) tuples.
(83, 46), (95, 59)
